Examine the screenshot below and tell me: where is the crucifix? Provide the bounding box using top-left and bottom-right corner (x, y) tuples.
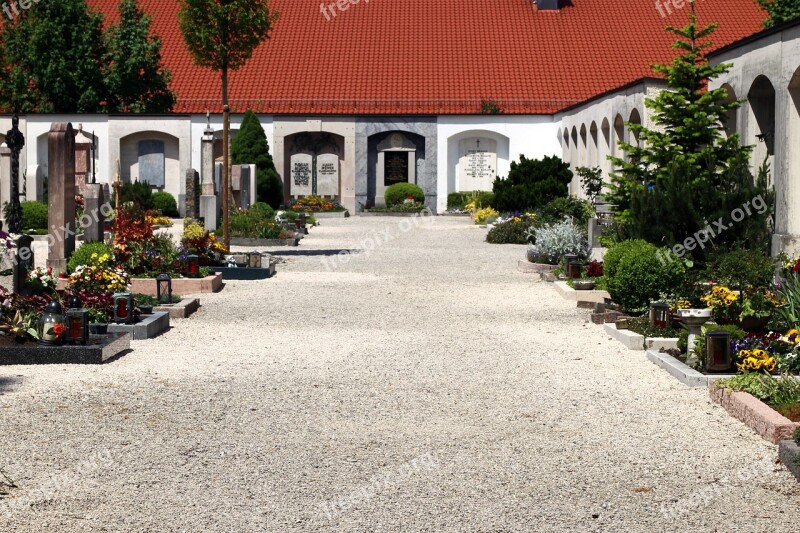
(5, 114), (24, 234)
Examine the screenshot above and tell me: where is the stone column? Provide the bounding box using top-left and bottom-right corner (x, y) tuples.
(83, 183), (106, 243)
(199, 124), (219, 231)
(46, 123), (76, 274)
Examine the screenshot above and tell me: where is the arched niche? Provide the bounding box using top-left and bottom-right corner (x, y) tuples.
(283, 131), (344, 198)
(119, 131), (180, 188)
(747, 75), (776, 175)
(720, 83), (739, 138)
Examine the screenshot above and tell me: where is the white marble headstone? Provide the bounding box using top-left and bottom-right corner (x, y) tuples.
(290, 153), (313, 196)
(458, 138), (497, 191)
(316, 153), (339, 196)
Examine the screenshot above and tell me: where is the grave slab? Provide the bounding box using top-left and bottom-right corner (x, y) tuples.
(0, 333), (130, 365)
(108, 312), (170, 340)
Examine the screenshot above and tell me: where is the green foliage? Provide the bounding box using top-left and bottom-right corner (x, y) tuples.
(114, 181), (154, 210)
(491, 155), (572, 213)
(536, 197), (594, 228)
(0, 0), (174, 113)
(604, 240), (687, 314)
(0, 0), (107, 112)
(231, 110), (283, 208)
(152, 191), (178, 217)
(384, 183), (425, 207)
(607, 4), (765, 254)
(776, 273), (800, 330)
(757, 0), (800, 27)
(795, 426), (800, 446)
(104, 0), (176, 113)
(577, 166), (603, 206)
(486, 220), (531, 245)
(229, 206), (281, 239)
(17, 201), (48, 230)
(708, 249), (776, 291)
(691, 323), (747, 364)
(479, 99), (502, 114)
(67, 242), (115, 273)
(447, 192), (470, 210)
(626, 316), (682, 341)
(529, 217), (587, 263)
(718, 373), (800, 414)
(178, 0), (279, 102)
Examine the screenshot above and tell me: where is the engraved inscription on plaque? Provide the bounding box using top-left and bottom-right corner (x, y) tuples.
(138, 140), (165, 187)
(384, 151), (409, 186)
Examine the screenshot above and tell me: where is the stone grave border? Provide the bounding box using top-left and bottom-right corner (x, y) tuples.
(230, 238), (299, 247)
(779, 440), (800, 482)
(130, 273), (223, 296)
(709, 382), (800, 444)
(154, 298), (200, 319)
(0, 333), (131, 365)
(108, 312), (170, 340)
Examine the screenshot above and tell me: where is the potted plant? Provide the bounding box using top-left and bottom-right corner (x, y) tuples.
(0, 310), (39, 343)
(89, 308), (109, 335)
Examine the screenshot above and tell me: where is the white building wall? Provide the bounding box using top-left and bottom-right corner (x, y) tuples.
(436, 116), (560, 213)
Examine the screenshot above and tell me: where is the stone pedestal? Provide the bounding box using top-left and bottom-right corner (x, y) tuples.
(83, 183), (106, 243)
(46, 123), (77, 275)
(200, 195), (219, 231)
(201, 128), (216, 196)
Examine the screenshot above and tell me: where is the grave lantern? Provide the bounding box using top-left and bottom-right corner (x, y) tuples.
(156, 272), (172, 305)
(66, 308), (89, 345)
(563, 254), (581, 279)
(112, 292), (134, 324)
(706, 330), (732, 373)
(649, 302), (670, 329)
(248, 252), (262, 269)
(39, 300), (66, 346)
(187, 254), (200, 278)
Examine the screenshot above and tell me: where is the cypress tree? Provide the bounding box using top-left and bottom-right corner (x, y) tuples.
(231, 111), (284, 208)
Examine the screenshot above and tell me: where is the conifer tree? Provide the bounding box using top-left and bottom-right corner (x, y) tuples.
(231, 111), (283, 208)
(757, 0), (800, 28)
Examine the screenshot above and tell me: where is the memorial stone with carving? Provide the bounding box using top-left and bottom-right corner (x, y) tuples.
(290, 153), (313, 196)
(316, 153), (339, 196)
(458, 138), (497, 191)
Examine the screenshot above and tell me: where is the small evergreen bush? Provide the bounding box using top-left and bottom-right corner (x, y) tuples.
(604, 239), (687, 314)
(531, 217), (587, 264)
(384, 183), (424, 207)
(486, 220), (531, 244)
(152, 191), (178, 217)
(491, 155), (572, 212)
(114, 181), (154, 210)
(20, 201), (48, 230)
(537, 197), (594, 227)
(447, 192), (470, 210)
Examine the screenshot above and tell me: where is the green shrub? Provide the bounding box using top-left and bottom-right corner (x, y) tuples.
(605, 239), (686, 314)
(707, 249), (776, 291)
(486, 220), (531, 245)
(68, 242), (115, 273)
(20, 201), (48, 230)
(794, 426), (800, 446)
(447, 192), (470, 210)
(230, 205), (282, 239)
(384, 183), (424, 207)
(474, 191), (495, 209)
(528, 217), (587, 263)
(250, 202), (275, 220)
(113, 181), (154, 210)
(537, 197), (594, 227)
(491, 155), (572, 212)
(152, 191), (178, 217)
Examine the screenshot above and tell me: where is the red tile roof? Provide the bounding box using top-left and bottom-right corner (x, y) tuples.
(85, 0), (765, 115)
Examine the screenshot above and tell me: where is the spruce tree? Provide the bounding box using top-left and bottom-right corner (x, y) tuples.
(757, 0), (800, 28)
(231, 111), (283, 208)
(0, 0), (108, 112)
(104, 0), (176, 113)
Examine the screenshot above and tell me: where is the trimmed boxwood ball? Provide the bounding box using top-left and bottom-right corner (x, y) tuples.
(152, 191), (178, 217)
(384, 183), (424, 207)
(604, 239), (686, 314)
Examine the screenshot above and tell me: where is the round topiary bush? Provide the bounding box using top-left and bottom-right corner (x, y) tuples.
(384, 183), (424, 207)
(20, 201), (48, 230)
(67, 242), (115, 273)
(152, 191), (178, 217)
(604, 239), (686, 314)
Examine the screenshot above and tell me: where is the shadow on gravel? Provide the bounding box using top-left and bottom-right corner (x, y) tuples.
(268, 249), (364, 257)
(0, 375), (22, 394)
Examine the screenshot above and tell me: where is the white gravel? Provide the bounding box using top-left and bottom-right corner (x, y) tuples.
(0, 215), (799, 532)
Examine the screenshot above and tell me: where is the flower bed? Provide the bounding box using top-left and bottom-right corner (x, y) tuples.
(130, 273), (223, 296)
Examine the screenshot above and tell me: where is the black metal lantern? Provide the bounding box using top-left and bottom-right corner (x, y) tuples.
(66, 308), (89, 345)
(156, 273), (172, 305)
(187, 254), (200, 278)
(67, 294), (82, 309)
(706, 330), (732, 373)
(112, 292), (134, 324)
(649, 302), (670, 329)
(248, 252), (262, 269)
(39, 300), (66, 346)
(564, 254), (581, 279)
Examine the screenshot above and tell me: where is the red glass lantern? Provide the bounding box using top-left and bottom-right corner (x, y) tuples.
(112, 292), (134, 324)
(66, 308), (89, 345)
(706, 330), (732, 373)
(187, 254), (200, 278)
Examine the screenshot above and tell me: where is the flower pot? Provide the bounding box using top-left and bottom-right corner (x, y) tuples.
(90, 323), (108, 335)
(139, 305), (153, 315)
(736, 316), (770, 332)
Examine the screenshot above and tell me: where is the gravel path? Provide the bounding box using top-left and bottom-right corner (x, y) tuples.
(0, 216), (799, 532)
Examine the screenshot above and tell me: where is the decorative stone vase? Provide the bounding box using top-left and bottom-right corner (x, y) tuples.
(573, 280), (596, 291)
(677, 308), (713, 367)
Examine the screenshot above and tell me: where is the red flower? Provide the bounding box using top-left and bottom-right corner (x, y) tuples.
(52, 323), (66, 337)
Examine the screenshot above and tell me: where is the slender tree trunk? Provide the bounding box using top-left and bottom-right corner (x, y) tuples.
(222, 67), (230, 252)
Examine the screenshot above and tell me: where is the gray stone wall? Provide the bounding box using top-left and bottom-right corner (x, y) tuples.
(356, 118), (438, 212)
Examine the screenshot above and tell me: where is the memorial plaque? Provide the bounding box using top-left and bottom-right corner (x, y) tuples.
(138, 140), (165, 187)
(384, 151), (409, 186)
(458, 138), (497, 191)
(316, 153), (339, 196)
(290, 153), (313, 196)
